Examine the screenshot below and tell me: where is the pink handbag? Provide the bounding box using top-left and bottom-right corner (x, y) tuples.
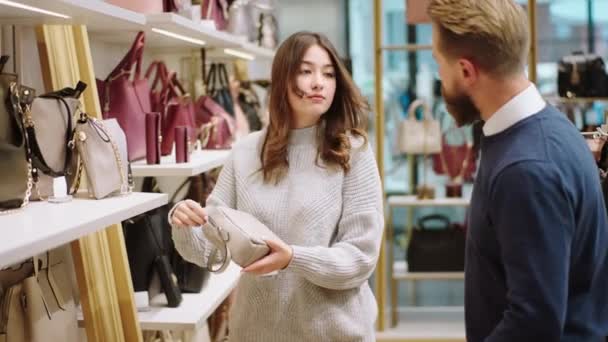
(106, 0), (164, 14)
(97, 31), (152, 161)
(202, 0), (229, 31)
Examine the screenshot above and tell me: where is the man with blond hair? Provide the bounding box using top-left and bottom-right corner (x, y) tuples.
(428, 0), (608, 341)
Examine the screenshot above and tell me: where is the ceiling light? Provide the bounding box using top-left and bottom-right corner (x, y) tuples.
(0, 0), (70, 19)
(151, 28), (206, 46)
(224, 48), (255, 61)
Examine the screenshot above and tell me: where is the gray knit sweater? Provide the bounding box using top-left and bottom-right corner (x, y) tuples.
(171, 125), (384, 341)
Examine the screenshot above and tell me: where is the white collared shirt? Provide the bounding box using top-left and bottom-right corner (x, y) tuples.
(483, 84), (546, 136)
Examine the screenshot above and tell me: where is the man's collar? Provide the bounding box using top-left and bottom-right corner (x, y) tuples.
(482, 84), (546, 136)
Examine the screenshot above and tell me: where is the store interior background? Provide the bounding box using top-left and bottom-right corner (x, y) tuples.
(285, 0), (608, 325)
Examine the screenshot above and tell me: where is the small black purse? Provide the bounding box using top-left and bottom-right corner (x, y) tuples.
(407, 214), (466, 272)
(558, 51), (608, 98)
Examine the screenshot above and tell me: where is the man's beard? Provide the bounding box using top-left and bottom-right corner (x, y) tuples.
(442, 85), (482, 127)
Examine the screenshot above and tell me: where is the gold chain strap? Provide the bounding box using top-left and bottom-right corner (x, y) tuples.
(92, 118), (131, 196)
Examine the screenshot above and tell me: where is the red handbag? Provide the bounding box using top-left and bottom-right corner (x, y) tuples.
(202, 0), (229, 31)
(145, 61), (197, 156)
(97, 31), (151, 161)
(195, 96), (234, 149)
(432, 127), (477, 183)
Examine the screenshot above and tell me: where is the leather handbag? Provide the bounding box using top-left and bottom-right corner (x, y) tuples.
(0, 251), (78, 342)
(0, 62), (36, 212)
(558, 51), (608, 98)
(97, 31), (151, 161)
(146, 112), (162, 165)
(406, 0), (432, 24)
(28, 82), (86, 200)
(407, 215), (466, 272)
(398, 99), (442, 155)
(206, 63), (235, 117)
(202, 0), (229, 30)
(106, 0), (164, 13)
(175, 126), (192, 163)
(227, 0), (252, 37)
(432, 126), (477, 183)
(72, 115), (129, 199)
(203, 206), (279, 272)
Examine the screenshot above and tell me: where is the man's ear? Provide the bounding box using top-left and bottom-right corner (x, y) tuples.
(458, 58), (479, 87)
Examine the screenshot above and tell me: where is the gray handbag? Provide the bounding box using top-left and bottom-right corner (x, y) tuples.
(28, 82), (86, 200)
(203, 206), (279, 272)
(72, 114), (130, 199)
(227, 0), (253, 38)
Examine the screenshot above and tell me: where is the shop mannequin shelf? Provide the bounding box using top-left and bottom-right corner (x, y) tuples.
(130, 149), (230, 177)
(135, 262), (241, 331)
(0, 0), (146, 31)
(0, 192), (167, 269)
(387, 195), (470, 207)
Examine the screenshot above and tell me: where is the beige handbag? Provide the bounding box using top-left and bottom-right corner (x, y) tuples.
(72, 114), (130, 199)
(0, 252), (78, 342)
(398, 99), (442, 155)
(203, 206), (279, 272)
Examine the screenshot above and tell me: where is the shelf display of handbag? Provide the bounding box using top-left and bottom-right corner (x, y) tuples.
(202, 0), (230, 31)
(432, 125), (477, 197)
(97, 31), (151, 162)
(70, 113), (131, 199)
(106, 0), (164, 13)
(27, 82), (87, 201)
(558, 51), (608, 99)
(0, 251), (79, 342)
(1, 60), (36, 213)
(406, 214), (466, 272)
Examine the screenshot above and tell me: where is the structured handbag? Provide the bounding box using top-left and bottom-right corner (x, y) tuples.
(432, 126), (477, 183)
(407, 215), (466, 272)
(97, 31), (151, 161)
(72, 115), (130, 199)
(398, 99), (442, 155)
(28, 82), (86, 200)
(0, 63), (36, 211)
(106, 0), (164, 13)
(227, 0), (252, 37)
(0, 251), (78, 342)
(203, 206), (279, 272)
(202, 0), (229, 30)
(558, 51), (608, 98)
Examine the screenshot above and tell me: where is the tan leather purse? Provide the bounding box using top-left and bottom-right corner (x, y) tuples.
(0, 252), (78, 342)
(203, 206), (279, 272)
(72, 114), (130, 199)
(398, 99), (442, 155)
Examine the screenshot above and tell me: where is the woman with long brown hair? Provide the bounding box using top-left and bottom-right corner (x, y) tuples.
(170, 31), (383, 341)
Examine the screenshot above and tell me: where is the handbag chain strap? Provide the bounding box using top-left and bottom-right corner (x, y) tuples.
(0, 83), (35, 215)
(92, 118), (131, 196)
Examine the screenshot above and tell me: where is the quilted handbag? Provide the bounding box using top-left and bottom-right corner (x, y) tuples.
(203, 206), (279, 272)
(398, 99), (441, 155)
(97, 31), (151, 161)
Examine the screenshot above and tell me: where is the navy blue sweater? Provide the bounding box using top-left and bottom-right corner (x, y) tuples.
(466, 106), (608, 342)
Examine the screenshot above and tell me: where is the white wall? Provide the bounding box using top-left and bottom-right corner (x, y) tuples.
(277, 0), (347, 56)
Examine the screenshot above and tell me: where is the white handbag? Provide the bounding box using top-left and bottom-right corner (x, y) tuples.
(202, 206), (279, 272)
(398, 99), (442, 155)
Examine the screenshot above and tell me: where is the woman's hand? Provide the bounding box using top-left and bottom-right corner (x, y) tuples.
(242, 239), (294, 275)
(171, 199), (208, 227)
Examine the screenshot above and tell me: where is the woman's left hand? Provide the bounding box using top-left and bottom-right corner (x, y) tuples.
(242, 239), (293, 275)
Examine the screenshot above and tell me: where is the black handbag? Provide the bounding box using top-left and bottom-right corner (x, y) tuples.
(558, 51), (608, 98)
(206, 63), (235, 117)
(407, 214), (466, 272)
(238, 83), (263, 131)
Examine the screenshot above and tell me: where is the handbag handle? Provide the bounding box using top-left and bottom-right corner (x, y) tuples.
(106, 31), (145, 82)
(407, 99), (433, 121)
(204, 216), (231, 273)
(417, 214), (451, 231)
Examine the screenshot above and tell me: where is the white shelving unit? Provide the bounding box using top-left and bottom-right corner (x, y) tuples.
(0, 192), (167, 269)
(130, 149), (230, 177)
(387, 195), (470, 208)
(136, 262), (241, 331)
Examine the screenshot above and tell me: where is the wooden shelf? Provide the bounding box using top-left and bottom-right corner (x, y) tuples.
(130, 149), (230, 177)
(387, 195), (470, 208)
(0, 192), (168, 269)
